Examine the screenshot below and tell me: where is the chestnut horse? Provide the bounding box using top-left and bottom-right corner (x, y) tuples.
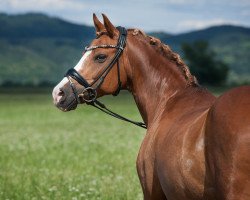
(52, 14), (250, 200)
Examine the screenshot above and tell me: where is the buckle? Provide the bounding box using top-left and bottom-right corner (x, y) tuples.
(78, 87), (97, 103)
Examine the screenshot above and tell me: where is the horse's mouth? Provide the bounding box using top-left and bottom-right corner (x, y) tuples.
(65, 100), (78, 111)
(55, 91), (94, 112)
(56, 98), (78, 112)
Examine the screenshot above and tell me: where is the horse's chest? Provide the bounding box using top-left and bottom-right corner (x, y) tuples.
(136, 131), (161, 195)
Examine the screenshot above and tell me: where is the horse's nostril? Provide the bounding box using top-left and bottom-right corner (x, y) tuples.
(58, 88), (66, 103)
(58, 88), (65, 97)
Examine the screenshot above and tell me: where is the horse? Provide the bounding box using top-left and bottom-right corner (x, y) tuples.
(52, 14), (250, 200)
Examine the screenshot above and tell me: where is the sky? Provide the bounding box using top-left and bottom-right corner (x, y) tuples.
(0, 0), (250, 33)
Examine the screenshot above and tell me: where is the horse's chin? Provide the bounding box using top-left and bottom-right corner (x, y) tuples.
(56, 99), (78, 112)
(61, 104), (78, 112)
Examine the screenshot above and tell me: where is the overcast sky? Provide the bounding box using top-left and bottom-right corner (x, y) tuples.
(1, 0), (250, 33)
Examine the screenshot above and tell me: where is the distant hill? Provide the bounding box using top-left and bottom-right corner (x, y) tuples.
(0, 13), (249, 86)
(0, 13), (95, 85)
(148, 32), (173, 40)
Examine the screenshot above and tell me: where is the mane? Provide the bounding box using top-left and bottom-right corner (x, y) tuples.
(128, 29), (198, 86)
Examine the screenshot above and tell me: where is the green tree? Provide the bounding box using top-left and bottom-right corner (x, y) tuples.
(182, 41), (228, 85)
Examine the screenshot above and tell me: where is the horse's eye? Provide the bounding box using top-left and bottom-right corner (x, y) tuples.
(95, 54), (107, 63)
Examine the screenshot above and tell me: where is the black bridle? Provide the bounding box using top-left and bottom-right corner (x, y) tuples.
(64, 26), (146, 129)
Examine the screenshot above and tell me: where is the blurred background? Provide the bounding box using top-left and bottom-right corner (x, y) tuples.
(0, 0), (249, 199)
(0, 0), (250, 87)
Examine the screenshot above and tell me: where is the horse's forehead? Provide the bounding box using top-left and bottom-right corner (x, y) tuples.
(91, 34), (115, 45)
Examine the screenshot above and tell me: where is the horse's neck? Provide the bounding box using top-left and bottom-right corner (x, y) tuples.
(125, 36), (188, 127)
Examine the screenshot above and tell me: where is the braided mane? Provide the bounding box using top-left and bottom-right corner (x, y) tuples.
(129, 29), (198, 86)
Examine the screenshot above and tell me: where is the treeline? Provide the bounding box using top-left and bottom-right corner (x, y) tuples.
(182, 41), (229, 86)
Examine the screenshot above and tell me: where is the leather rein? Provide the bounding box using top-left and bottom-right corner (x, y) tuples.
(64, 26), (147, 129)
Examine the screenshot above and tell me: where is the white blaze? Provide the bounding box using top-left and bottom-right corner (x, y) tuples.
(52, 50), (92, 104)
(74, 50), (92, 71)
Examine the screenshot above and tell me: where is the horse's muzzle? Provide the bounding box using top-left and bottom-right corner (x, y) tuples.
(52, 86), (78, 112)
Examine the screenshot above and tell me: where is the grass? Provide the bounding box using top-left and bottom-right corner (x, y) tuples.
(0, 91), (145, 200)
(0, 86), (229, 199)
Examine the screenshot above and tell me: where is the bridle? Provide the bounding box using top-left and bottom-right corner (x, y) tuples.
(64, 26), (146, 129)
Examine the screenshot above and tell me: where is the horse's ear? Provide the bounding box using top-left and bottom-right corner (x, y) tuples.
(93, 13), (105, 35)
(102, 14), (118, 38)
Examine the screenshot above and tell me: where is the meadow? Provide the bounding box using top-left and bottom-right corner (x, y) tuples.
(0, 90), (145, 200)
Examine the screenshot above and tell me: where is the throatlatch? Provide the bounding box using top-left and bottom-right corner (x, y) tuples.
(64, 26), (147, 129)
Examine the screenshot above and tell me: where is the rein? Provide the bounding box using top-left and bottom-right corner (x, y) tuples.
(65, 26), (147, 129)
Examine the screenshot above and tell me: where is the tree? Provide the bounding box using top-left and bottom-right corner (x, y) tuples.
(182, 41), (228, 85)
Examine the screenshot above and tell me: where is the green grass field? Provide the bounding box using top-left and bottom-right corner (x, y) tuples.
(0, 91), (145, 200)
(0, 86), (230, 200)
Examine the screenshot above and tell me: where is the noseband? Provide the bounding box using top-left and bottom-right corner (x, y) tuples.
(64, 27), (146, 129)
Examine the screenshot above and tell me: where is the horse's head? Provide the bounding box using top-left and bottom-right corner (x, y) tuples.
(52, 14), (129, 111)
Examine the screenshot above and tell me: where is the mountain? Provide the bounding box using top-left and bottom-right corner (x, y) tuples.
(0, 13), (95, 39)
(0, 13), (95, 86)
(0, 13), (249, 86)
(148, 31), (173, 40)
